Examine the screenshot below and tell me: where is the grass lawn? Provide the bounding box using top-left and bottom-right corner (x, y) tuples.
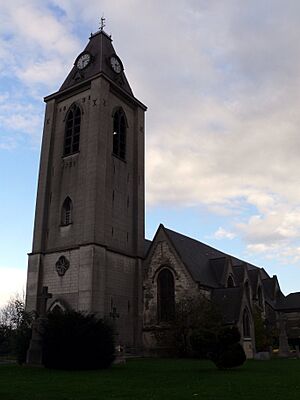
(0, 358), (300, 400)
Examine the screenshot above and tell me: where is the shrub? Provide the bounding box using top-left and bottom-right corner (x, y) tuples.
(215, 342), (246, 369)
(42, 310), (115, 370)
(190, 329), (218, 359)
(209, 326), (246, 369)
(159, 295), (222, 357)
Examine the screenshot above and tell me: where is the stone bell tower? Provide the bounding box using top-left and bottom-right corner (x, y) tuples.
(25, 25), (146, 349)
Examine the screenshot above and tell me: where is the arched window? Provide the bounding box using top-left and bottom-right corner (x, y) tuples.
(112, 108), (126, 160)
(61, 197), (73, 225)
(64, 104), (81, 156)
(157, 268), (175, 322)
(243, 308), (251, 338)
(257, 286), (263, 308)
(227, 275), (234, 288)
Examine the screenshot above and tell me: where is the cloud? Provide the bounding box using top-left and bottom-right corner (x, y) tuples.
(1, 1), (80, 87)
(0, 112), (41, 135)
(16, 60), (67, 87)
(237, 199), (300, 265)
(214, 227), (236, 240)
(0, 92), (43, 147)
(1, 0), (300, 276)
(0, 1), (82, 148)
(0, 267), (27, 308)
(51, 1), (300, 268)
(138, 3), (300, 259)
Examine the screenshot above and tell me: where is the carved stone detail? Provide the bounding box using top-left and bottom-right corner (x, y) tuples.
(55, 256), (70, 277)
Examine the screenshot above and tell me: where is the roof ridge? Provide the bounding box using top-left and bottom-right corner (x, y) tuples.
(163, 226), (228, 255)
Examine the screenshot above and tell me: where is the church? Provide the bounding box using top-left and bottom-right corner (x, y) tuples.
(25, 27), (300, 359)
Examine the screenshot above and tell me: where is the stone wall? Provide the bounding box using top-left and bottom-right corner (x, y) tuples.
(143, 239), (200, 352)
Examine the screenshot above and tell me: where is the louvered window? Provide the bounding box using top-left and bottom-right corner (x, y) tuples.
(64, 104), (81, 156)
(113, 109), (126, 160)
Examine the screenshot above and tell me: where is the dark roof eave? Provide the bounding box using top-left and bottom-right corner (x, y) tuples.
(44, 72), (147, 110)
(276, 306), (300, 312)
(196, 282), (218, 290)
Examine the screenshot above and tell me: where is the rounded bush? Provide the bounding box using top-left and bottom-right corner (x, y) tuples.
(207, 327), (246, 369)
(42, 310), (115, 370)
(215, 342), (246, 369)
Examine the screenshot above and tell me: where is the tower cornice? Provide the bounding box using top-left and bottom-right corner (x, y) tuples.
(44, 72), (147, 111)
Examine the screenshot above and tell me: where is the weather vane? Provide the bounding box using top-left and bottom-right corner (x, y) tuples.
(100, 16), (106, 31)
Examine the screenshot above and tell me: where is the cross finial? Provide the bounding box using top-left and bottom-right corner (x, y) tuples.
(100, 16), (106, 31)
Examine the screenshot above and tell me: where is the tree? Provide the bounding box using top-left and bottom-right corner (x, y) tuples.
(155, 294), (246, 369)
(0, 324), (11, 355)
(0, 295), (34, 362)
(213, 326), (246, 369)
(155, 295), (222, 357)
(0, 294), (26, 329)
(254, 308), (270, 352)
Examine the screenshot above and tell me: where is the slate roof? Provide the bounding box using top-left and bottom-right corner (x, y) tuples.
(44, 29), (148, 111)
(233, 265), (246, 285)
(210, 257), (228, 286)
(248, 269), (259, 293)
(262, 277), (276, 300)
(212, 287), (243, 324)
(60, 30), (133, 95)
(258, 268), (270, 280)
(163, 227), (225, 288)
(277, 292), (300, 311)
(147, 225), (294, 310)
(144, 239), (152, 256)
(163, 226), (265, 288)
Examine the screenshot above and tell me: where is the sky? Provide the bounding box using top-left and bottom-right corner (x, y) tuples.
(1, 0), (300, 307)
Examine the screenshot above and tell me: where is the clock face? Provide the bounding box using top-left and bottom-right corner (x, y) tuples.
(76, 52), (91, 70)
(110, 56), (123, 74)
